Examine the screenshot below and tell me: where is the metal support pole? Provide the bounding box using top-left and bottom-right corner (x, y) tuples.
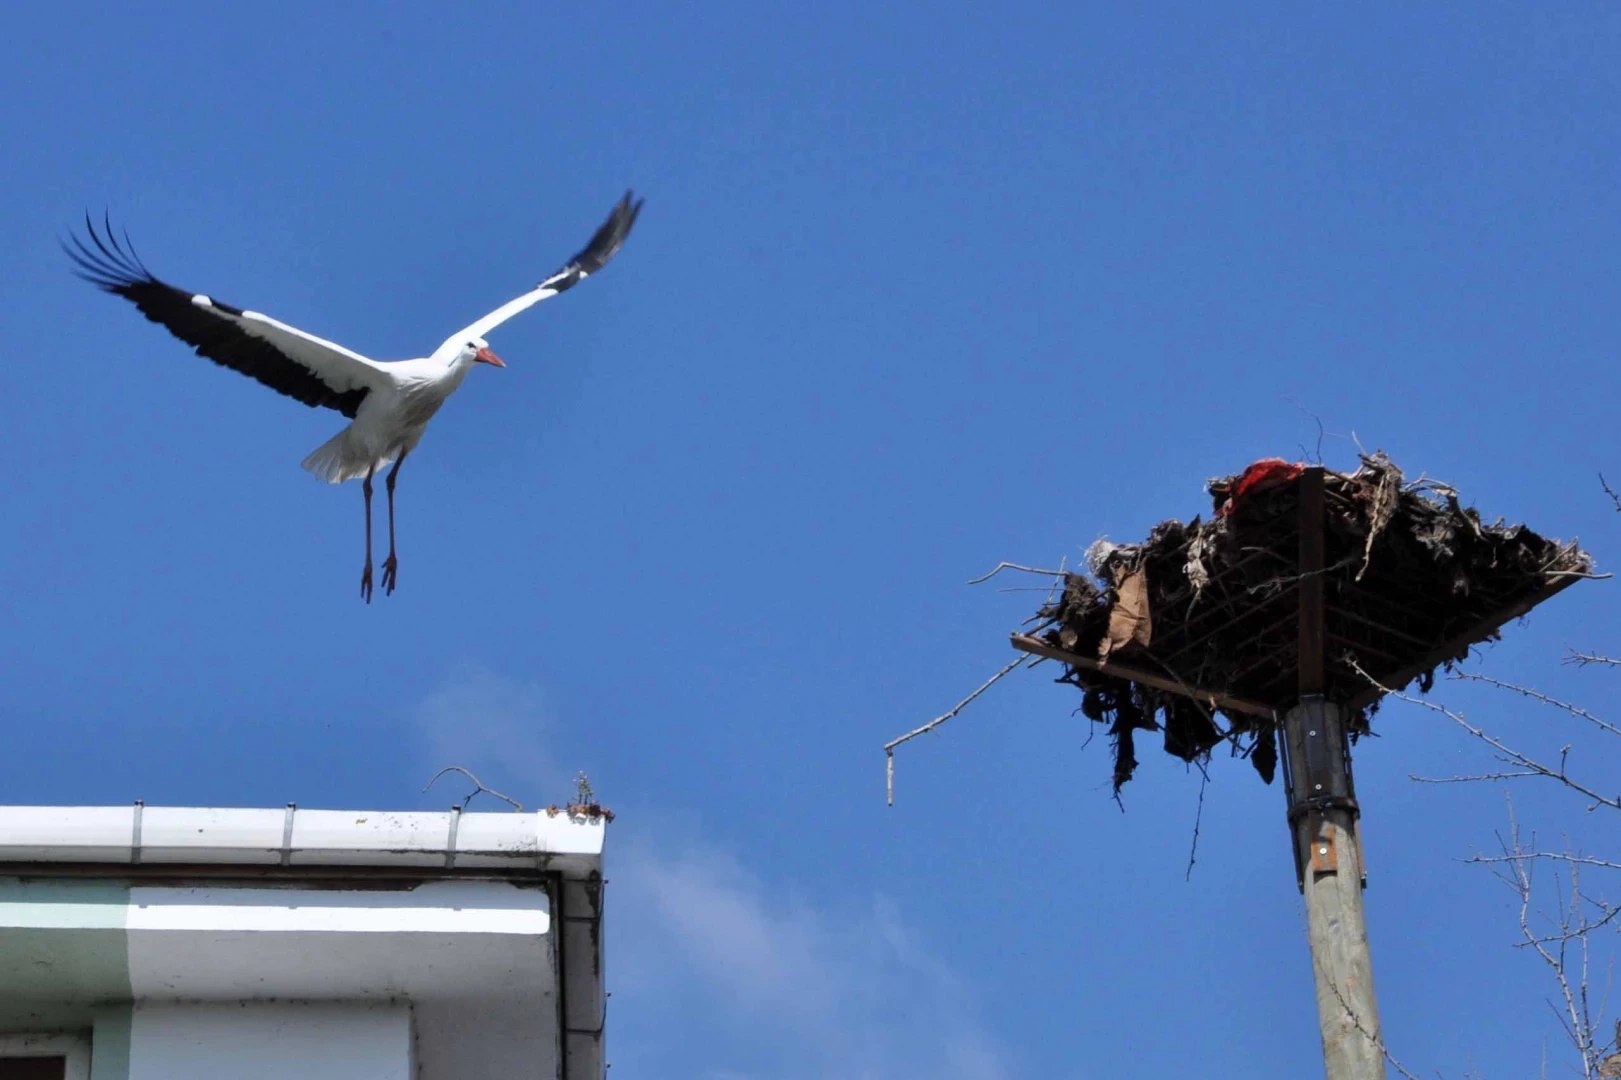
(1283, 699), (1383, 1079)
(1287, 466), (1385, 1080)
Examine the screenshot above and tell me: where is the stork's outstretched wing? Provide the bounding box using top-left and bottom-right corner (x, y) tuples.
(442, 191), (644, 350)
(65, 215), (392, 418)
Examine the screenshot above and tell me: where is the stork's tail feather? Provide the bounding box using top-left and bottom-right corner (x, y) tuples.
(302, 430), (383, 484)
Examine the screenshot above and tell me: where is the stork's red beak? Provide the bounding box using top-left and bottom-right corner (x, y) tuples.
(474, 347), (506, 368)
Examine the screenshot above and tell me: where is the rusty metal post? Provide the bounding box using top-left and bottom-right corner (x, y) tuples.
(1285, 466), (1385, 1080)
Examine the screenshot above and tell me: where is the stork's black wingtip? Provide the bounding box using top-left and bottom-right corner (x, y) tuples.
(63, 208), (155, 289)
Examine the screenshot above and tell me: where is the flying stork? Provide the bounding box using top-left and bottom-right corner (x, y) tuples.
(65, 192), (643, 602)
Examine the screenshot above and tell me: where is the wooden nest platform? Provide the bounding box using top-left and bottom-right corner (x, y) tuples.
(1015, 453), (1593, 792)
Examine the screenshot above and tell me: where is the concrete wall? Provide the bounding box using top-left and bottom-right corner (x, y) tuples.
(3, 877), (565, 1079)
(126, 1002), (411, 1080)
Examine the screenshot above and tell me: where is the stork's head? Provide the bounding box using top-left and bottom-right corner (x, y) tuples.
(461, 338), (505, 368)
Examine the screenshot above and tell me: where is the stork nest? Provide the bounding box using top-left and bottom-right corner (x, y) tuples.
(1028, 453), (1592, 793)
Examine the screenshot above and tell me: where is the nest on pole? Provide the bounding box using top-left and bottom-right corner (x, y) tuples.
(1015, 453), (1593, 793)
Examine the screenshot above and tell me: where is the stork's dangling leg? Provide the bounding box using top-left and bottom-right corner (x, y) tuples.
(360, 464), (377, 604)
(381, 451), (408, 596)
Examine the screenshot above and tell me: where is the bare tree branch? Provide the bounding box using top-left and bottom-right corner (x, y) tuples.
(1468, 852), (1621, 873)
(1450, 672), (1621, 739)
(422, 766), (525, 812)
(1477, 795), (1615, 1078)
(1346, 657), (1621, 812)
(1601, 473), (1621, 514)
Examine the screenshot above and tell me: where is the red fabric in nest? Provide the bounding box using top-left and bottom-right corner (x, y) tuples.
(1218, 458), (1306, 517)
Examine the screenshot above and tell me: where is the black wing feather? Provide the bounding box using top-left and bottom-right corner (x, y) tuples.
(63, 215), (369, 418)
(537, 190), (645, 295)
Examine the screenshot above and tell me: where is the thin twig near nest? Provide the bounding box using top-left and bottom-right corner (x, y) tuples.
(883, 655), (1030, 806)
(966, 562), (1067, 586)
(422, 766), (525, 812)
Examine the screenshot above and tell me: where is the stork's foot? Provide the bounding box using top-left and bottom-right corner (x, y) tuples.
(360, 560), (374, 604)
(381, 554), (398, 596)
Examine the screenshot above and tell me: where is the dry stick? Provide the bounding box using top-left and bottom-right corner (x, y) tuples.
(1244, 554), (1358, 597)
(1566, 651), (1621, 669)
(1045, 555), (1069, 607)
(884, 655), (1029, 806)
(1538, 541), (1608, 580)
(1137, 648), (1248, 759)
(966, 562), (1068, 586)
(422, 765), (525, 812)
(1285, 398), (1331, 464)
(1357, 460), (1402, 581)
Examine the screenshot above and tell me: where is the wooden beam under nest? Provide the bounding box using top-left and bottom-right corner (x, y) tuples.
(1009, 633), (1274, 719)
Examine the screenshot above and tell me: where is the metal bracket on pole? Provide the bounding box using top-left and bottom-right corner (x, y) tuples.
(1283, 696), (1363, 889)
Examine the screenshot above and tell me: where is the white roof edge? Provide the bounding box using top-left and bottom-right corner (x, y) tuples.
(0, 805), (605, 874)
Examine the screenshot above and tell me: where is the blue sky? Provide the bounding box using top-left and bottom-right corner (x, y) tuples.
(3, 2), (1621, 1076)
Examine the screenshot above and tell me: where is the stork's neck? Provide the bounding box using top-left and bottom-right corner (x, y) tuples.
(438, 357), (474, 390)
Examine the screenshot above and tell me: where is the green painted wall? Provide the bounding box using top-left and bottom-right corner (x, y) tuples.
(0, 878), (133, 1074)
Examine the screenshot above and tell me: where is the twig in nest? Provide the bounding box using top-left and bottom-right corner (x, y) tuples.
(423, 766), (525, 812)
(1286, 399), (1354, 465)
(1184, 526), (1214, 613)
(1245, 554), (1358, 597)
(967, 562), (1068, 586)
(884, 655), (1030, 806)
(1289, 400), (1327, 464)
(1538, 542), (1608, 580)
(1357, 456), (1402, 581)
(1143, 652), (1238, 748)
(1044, 555), (1068, 607)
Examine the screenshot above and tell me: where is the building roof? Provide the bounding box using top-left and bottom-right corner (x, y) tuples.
(0, 804), (609, 1080)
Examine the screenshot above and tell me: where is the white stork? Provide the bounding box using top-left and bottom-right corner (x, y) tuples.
(66, 192), (643, 602)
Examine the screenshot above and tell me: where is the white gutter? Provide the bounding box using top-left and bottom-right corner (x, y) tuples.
(0, 804), (604, 874)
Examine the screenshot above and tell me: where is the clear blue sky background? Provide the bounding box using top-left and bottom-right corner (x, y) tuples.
(3, 3), (1620, 1076)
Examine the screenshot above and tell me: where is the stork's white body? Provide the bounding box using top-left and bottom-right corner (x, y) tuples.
(301, 350), (474, 483)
